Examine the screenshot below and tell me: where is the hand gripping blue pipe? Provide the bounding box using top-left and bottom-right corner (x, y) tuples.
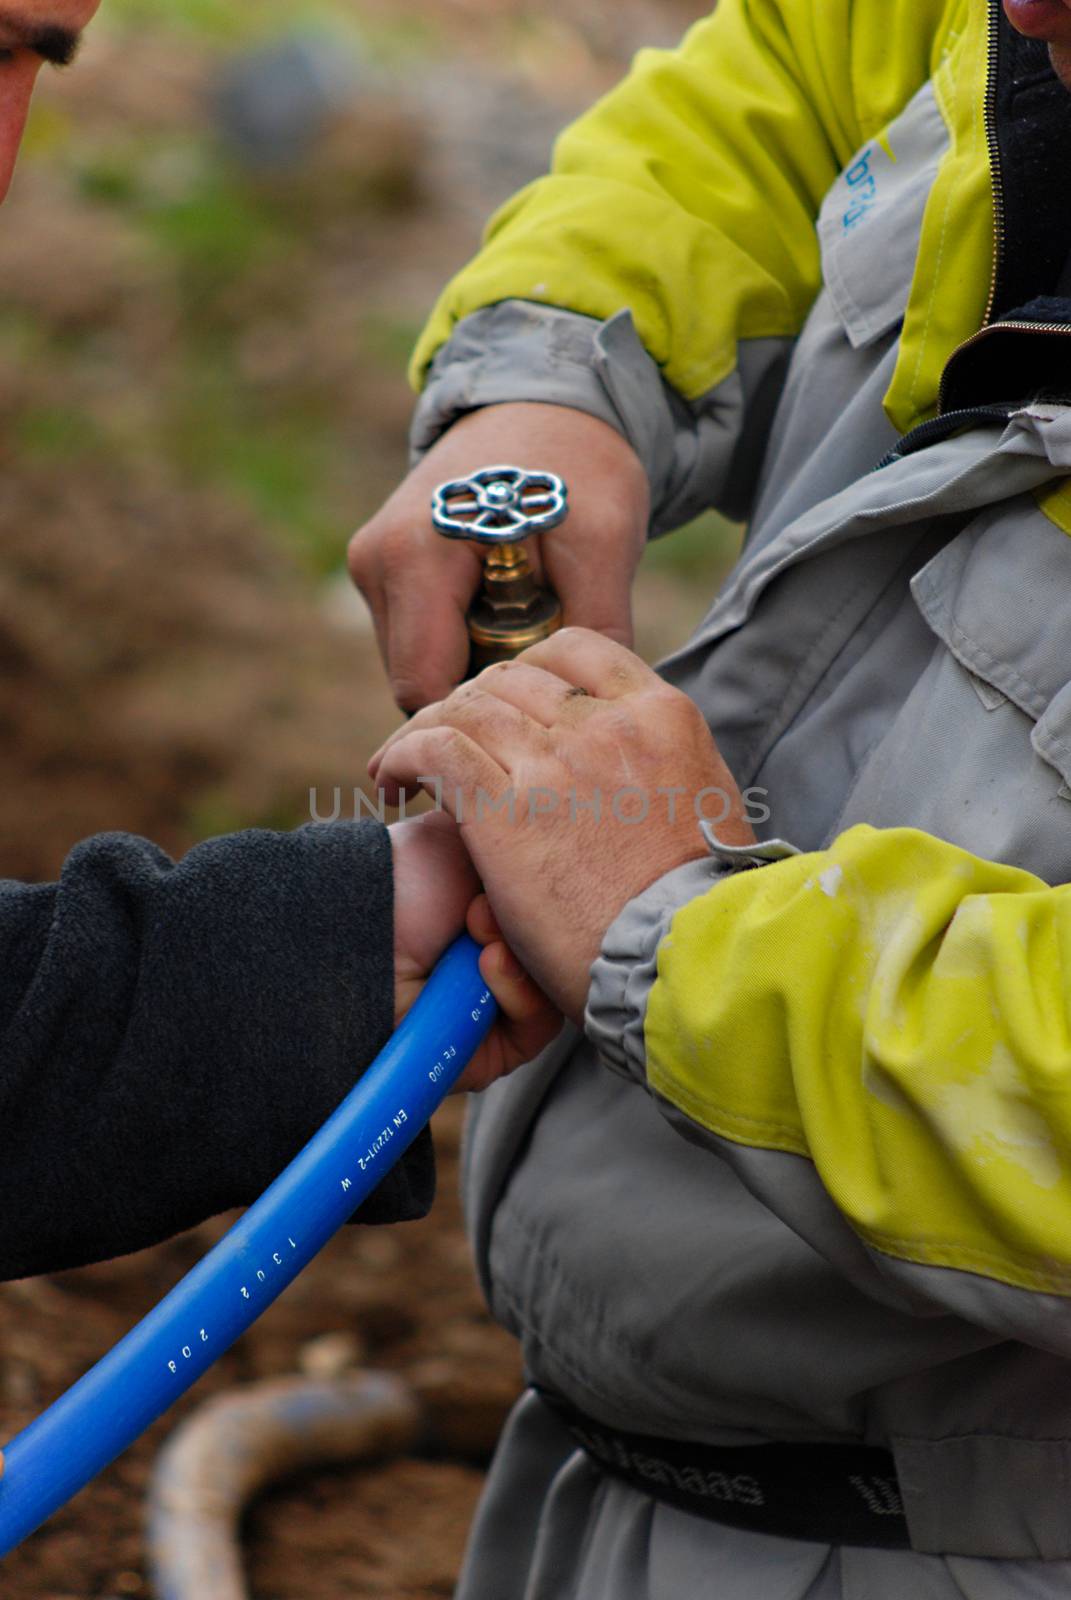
(0, 933), (495, 1557)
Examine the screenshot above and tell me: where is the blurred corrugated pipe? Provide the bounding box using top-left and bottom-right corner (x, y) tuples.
(147, 1371), (421, 1600)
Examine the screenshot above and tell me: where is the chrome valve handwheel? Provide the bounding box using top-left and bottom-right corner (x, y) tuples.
(431, 465), (569, 545)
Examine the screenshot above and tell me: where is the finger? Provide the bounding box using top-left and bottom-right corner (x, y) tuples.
(371, 682), (548, 783)
(468, 660), (600, 729)
(453, 944), (561, 1095)
(516, 627), (654, 700)
(369, 696), (450, 780)
(466, 892), (504, 947)
(391, 811), (479, 954)
(542, 529), (637, 648)
(346, 526), (391, 663)
(375, 724), (510, 810)
(370, 681), (498, 776)
(351, 565), (391, 670)
(382, 544), (483, 712)
(370, 681), (517, 777)
(480, 934), (557, 1024)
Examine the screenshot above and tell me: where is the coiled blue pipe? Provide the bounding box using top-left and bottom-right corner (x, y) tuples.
(0, 933), (495, 1557)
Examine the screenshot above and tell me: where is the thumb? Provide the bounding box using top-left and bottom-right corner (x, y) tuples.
(536, 431), (650, 647)
(541, 512), (645, 647)
(391, 811), (479, 973)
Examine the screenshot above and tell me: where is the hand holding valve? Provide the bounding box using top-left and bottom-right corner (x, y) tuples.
(431, 465), (568, 672)
(347, 402), (649, 711)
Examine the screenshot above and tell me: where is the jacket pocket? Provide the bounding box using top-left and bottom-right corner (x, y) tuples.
(837, 495), (1071, 880)
(1034, 682), (1071, 794)
(910, 498), (1071, 730)
(817, 80), (947, 350)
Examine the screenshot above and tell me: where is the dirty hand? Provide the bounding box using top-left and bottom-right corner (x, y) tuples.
(373, 630), (756, 1024)
(348, 403), (650, 712)
(390, 811), (561, 1091)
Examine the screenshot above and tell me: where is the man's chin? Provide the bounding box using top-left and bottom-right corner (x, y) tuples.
(1005, 0), (1071, 89)
(1005, 0), (1071, 30)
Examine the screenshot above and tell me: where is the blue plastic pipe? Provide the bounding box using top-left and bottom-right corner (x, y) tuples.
(0, 933), (495, 1557)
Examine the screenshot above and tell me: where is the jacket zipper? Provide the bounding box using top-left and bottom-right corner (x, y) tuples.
(879, 0), (1071, 465)
(879, 4), (1015, 466)
(981, 0), (1006, 332)
(875, 403), (1015, 469)
(933, 0), (1007, 417)
(942, 318), (1071, 365)
(884, 314), (1071, 466)
(932, 0), (1071, 417)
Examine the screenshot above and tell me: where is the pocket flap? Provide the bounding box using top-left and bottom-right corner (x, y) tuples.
(1035, 680), (1071, 790)
(910, 496), (1071, 781)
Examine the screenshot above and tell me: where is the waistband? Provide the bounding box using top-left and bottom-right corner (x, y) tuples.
(536, 1387), (910, 1549)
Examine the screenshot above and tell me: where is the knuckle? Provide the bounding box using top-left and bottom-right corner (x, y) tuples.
(440, 682), (482, 722)
(651, 680), (696, 717)
(346, 525), (377, 587)
(478, 660), (516, 687)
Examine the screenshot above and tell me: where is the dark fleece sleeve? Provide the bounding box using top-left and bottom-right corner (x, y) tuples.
(0, 820), (434, 1280)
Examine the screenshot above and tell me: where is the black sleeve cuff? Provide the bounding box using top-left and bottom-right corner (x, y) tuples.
(0, 819), (434, 1277)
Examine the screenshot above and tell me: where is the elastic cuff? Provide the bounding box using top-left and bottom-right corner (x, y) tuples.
(410, 302), (796, 533)
(585, 829), (801, 1082)
(410, 301), (629, 458)
(409, 300), (684, 515)
(585, 855), (724, 1082)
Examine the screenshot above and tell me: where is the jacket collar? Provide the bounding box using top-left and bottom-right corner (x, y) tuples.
(884, 0), (1071, 432)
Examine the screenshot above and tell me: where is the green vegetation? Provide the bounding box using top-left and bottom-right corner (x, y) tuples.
(104, 0), (359, 49)
(642, 509), (742, 585)
(11, 2), (737, 623)
(103, 0), (438, 62)
(10, 9), (431, 580)
(15, 404), (106, 462)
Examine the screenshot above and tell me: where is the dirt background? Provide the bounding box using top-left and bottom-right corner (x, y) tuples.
(0, 2), (733, 1595)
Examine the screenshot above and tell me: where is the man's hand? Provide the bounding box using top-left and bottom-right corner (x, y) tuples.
(390, 811), (560, 1092)
(373, 631), (756, 1023)
(348, 403), (650, 712)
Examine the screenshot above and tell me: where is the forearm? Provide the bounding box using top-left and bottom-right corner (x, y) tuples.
(0, 822), (431, 1279)
(411, 1), (856, 401)
(588, 824), (1071, 1346)
(410, 301), (789, 531)
(406, 0), (958, 530)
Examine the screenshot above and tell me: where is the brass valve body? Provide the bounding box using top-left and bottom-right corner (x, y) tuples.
(467, 542), (562, 669)
(430, 465), (569, 672)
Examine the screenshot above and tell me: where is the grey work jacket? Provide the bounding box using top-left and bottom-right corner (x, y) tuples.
(415, 78), (1071, 1599)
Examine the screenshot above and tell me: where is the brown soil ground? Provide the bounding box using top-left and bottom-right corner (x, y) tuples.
(0, 3), (714, 1596)
(0, 1099), (520, 1600)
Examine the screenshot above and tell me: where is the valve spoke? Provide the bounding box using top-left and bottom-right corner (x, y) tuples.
(431, 465), (569, 545)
